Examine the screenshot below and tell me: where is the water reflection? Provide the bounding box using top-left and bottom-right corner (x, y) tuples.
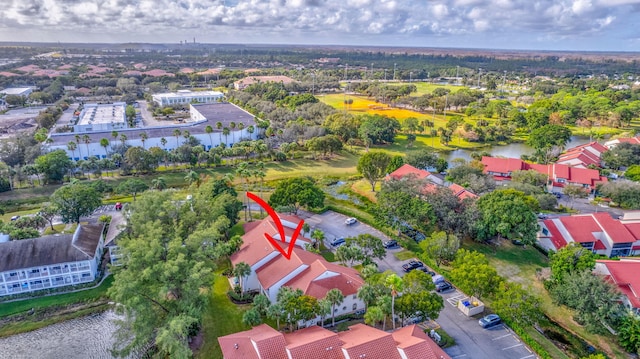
(0, 311), (135, 359)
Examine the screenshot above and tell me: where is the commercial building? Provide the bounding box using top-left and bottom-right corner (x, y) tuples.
(0, 87), (33, 97)
(0, 224), (105, 297)
(151, 90), (223, 107)
(74, 102), (127, 133)
(218, 323), (450, 359)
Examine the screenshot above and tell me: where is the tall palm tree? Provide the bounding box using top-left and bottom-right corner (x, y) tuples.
(160, 137), (167, 149)
(229, 121), (236, 143)
(233, 262), (251, 296)
(173, 129), (181, 149)
(140, 132), (148, 149)
(247, 125), (255, 139)
(385, 274), (404, 330)
(185, 170), (199, 186)
(182, 130), (191, 144)
(222, 127), (230, 145)
(119, 133), (127, 148)
(82, 134), (91, 158)
(326, 288), (344, 327)
(67, 141), (78, 160)
(215, 121), (223, 145)
(238, 122), (245, 139)
(236, 162), (252, 221)
(111, 131), (119, 143)
(205, 125), (214, 149)
(99, 138), (109, 158)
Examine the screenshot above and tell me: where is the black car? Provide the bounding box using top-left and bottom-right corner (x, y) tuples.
(435, 281), (453, 292)
(383, 240), (398, 248)
(478, 314), (502, 328)
(402, 260), (424, 272)
(419, 267), (436, 276)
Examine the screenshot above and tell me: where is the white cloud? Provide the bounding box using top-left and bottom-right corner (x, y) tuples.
(0, 0), (637, 50)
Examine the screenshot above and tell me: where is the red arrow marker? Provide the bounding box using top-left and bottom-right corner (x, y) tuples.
(246, 192), (304, 260)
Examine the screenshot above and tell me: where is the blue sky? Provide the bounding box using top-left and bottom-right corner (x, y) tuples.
(1, 0), (639, 51)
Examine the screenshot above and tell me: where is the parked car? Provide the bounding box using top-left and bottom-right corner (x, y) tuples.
(10, 215), (20, 221)
(419, 267), (436, 276)
(435, 281), (453, 292)
(402, 260), (424, 272)
(383, 240), (398, 248)
(330, 237), (346, 247)
(537, 213), (547, 219)
(479, 314), (502, 328)
(345, 217), (357, 225)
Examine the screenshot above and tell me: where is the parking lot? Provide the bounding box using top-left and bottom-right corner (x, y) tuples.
(300, 210), (538, 359)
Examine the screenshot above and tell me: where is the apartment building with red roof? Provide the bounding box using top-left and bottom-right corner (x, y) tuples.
(230, 215), (365, 325)
(218, 323), (450, 359)
(556, 142), (608, 169)
(604, 135), (640, 149)
(594, 259), (640, 315)
(537, 212), (640, 257)
(481, 156), (607, 193)
(387, 164), (476, 200)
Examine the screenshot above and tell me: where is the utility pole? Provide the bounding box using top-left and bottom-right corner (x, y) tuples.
(393, 63), (397, 81)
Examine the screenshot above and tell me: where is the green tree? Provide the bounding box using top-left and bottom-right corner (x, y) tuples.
(386, 155), (405, 174)
(151, 177), (167, 191)
(357, 151), (391, 191)
(268, 177), (325, 214)
(602, 143), (640, 170)
(117, 178), (149, 201)
(492, 282), (542, 326)
(385, 273), (404, 330)
(350, 234), (386, 264)
(377, 178), (435, 235)
(449, 249), (503, 299)
(510, 170), (548, 187)
(549, 242), (596, 282)
(100, 138), (110, 157)
(550, 270), (624, 334)
(617, 314), (640, 354)
(476, 189), (539, 244)
(364, 305), (384, 328)
(125, 105), (137, 126)
(599, 180), (640, 209)
(124, 147), (158, 174)
(563, 183), (589, 209)
(39, 204), (58, 231)
(326, 288), (344, 327)
(402, 270), (435, 294)
(357, 283), (379, 310)
(317, 298), (332, 327)
(242, 308), (263, 327)
(420, 231), (460, 266)
(526, 124), (572, 163)
(625, 164), (640, 182)
(394, 290), (444, 325)
(50, 183), (102, 224)
(34, 150), (73, 184)
(267, 303), (284, 330)
(252, 294), (270, 316)
(406, 149), (439, 170)
(358, 114), (401, 145)
(336, 244), (363, 267)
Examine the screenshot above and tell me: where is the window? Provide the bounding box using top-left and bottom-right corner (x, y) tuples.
(31, 269), (40, 273)
(352, 295), (357, 300)
(342, 306), (346, 311)
(542, 228), (549, 235)
(352, 303), (357, 310)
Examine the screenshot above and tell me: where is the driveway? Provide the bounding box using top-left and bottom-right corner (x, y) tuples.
(299, 210), (538, 359)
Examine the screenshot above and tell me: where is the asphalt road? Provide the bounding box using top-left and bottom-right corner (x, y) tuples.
(301, 209), (539, 359)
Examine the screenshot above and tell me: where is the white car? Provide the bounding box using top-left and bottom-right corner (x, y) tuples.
(345, 218), (357, 225)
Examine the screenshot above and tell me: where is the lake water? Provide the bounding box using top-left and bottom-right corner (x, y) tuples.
(0, 310), (135, 359)
(442, 136), (592, 163)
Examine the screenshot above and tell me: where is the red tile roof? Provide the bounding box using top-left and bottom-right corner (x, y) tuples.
(618, 137), (640, 145)
(218, 324), (287, 359)
(559, 215), (601, 243)
(388, 164), (432, 181)
(392, 325), (451, 359)
(542, 219), (568, 249)
(481, 156), (527, 175)
(284, 326), (344, 359)
(448, 183), (478, 199)
(338, 324), (402, 359)
(596, 259), (640, 308)
(592, 212), (637, 244)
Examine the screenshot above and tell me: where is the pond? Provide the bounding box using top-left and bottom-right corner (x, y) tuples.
(441, 136), (593, 164)
(0, 310), (136, 359)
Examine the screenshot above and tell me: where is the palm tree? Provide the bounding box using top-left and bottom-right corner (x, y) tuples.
(205, 125), (214, 149)
(357, 283), (377, 310)
(385, 274), (403, 330)
(253, 161), (266, 215)
(222, 127), (230, 145)
(182, 130), (191, 144)
(140, 132), (148, 149)
(229, 121), (236, 143)
(233, 262), (251, 296)
(160, 137), (167, 149)
(119, 133), (128, 148)
(82, 134), (91, 158)
(67, 141), (78, 160)
(236, 162), (252, 221)
(326, 288), (344, 327)
(215, 121), (223, 145)
(267, 303), (284, 330)
(310, 229), (324, 250)
(111, 131), (119, 143)
(247, 125), (255, 139)
(318, 299), (331, 328)
(364, 306), (385, 329)
(185, 170), (199, 186)
(149, 178), (165, 191)
(238, 122), (245, 139)
(173, 129), (181, 149)
(99, 138), (109, 158)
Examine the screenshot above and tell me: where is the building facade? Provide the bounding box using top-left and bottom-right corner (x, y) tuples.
(74, 102), (127, 133)
(152, 90), (223, 107)
(0, 224), (105, 297)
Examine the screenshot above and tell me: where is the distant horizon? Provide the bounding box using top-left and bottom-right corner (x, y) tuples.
(2, 41), (640, 56)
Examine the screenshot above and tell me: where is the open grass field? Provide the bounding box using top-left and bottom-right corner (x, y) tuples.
(410, 82), (466, 96)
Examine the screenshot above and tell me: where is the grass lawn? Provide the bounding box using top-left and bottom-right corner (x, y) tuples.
(351, 180), (379, 202)
(394, 250), (417, 261)
(0, 275), (113, 318)
(196, 274), (252, 359)
(410, 82), (467, 96)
